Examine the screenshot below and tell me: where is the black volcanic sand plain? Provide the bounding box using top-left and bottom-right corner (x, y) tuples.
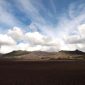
(0, 60), (85, 85)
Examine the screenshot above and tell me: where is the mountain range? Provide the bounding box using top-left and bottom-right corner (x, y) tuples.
(0, 50), (85, 60)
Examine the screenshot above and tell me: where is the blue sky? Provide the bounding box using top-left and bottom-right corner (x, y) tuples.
(0, 0), (82, 31)
(0, 0), (85, 53)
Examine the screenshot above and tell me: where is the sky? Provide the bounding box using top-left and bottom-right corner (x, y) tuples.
(0, 0), (85, 53)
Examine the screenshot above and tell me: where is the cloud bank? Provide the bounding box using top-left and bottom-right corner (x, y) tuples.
(0, 27), (60, 53)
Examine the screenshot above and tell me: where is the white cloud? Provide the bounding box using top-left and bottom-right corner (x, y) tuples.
(0, 34), (16, 53)
(25, 31), (59, 46)
(64, 24), (85, 44)
(0, 34), (16, 46)
(25, 32), (46, 45)
(64, 35), (80, 44)
(8, 27), (24, 41)
(78, 24), (85, 38)
(16, 43), (30, 51)
(27, 45), (42, 51)
(62, 24), (85, 51)
(60, 44), (77, 51)
(16, 43), (59, 52)
(0, 45), (16, 54)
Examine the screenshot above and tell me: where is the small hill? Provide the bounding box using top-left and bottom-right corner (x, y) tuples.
(1, 50), (30, 60)
(57, 50), (85, 59)
(4, 50), (30, 56)
(59, 50), (85, 55)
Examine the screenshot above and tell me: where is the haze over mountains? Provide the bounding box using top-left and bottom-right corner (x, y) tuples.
(0, 50), (85, 60)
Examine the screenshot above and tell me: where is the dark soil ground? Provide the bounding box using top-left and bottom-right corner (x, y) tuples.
(0, 60), (85, 85)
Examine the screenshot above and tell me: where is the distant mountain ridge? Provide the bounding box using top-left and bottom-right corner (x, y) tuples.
(0, 50), (85, 60)
(59, 50), (85, 55)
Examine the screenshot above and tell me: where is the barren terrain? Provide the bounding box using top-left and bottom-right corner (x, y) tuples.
(0, 60), (85, 85)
